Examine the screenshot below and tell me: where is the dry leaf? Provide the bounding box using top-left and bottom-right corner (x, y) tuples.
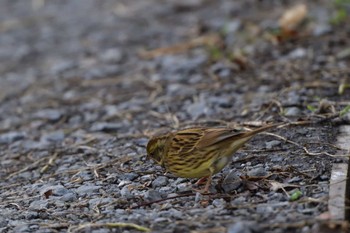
(269, 180), (300, 192)
(279, 4), (307, 32)
(43, 189), (53, 199)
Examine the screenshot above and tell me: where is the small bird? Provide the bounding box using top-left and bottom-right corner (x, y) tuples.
(146, 123), (282, 193)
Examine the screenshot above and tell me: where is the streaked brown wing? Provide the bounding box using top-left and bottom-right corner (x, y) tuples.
(197, 123), (280, 148)
(196, 128), (245, 148)
(168, 128), (206, 155)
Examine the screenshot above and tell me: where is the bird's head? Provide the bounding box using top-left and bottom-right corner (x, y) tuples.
(146, 135), (169, 165)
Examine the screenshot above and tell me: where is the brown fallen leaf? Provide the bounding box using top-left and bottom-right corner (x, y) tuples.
(269, 180), (300, 192)
(279, 3), (308, 32)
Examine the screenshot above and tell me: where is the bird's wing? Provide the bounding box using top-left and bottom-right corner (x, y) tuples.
(168, 124), (279, 154)
(168, 128), (206, 154)
(196, 128), (245, 148)
(197, 123), (280, 148)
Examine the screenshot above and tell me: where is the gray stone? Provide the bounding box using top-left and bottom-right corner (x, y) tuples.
(313, 24), (331, 36)
(100, 48), (123, 63)
(231, 196), (247, 206)
(210, 62), (234, 79)
(228, 222), (253, 233)
(285, 107), (301, 116)
(50, 60), (77, 74)
(159, 186), (173, 196)
(140, 174), (153, 182)
(154, 217), (169, 223)
(176, 182), (191, 192)
(120, 186), (133, 199)
(90, 122), (123, 132)
(152, 176), (168, 188)
(0, 131), (26, 144)
(287, 176), (302, 183)
(265, 140), (281, 149)
(34, 109), (62, 121)
(222, 170), (242, 193)
(89, 198), (114, 207)
(270, 154), (284, 162)
(160, 55), (207, 78)
(287, 91), (302, 105)
(287, 48), (307, 59)
(40, 185), (70, 197)
(13, 224), (31, 233)
(60, 193), (77, 202)
(40, 130), (65, 143)
(301, 226), (311, 233)
(166, 84), (196, 96)
(75, 185), (101, 196)
(25, 211), (38, 220)
(195, 192), (203, 203)
(256, 203), (273, 214)
(166, 208), (184, 219)
(247, 166), (267, 177)
(75, 171), (93, 181)
(118, 180), (132, 187)
(29, 200), (49, 211)
(83, 65), (121, 79)
(186, 99), (208, 120)
(268, 192), (286, 202)
(172, 0), (204, 11)
(0, 217), (8, 228)
(144, 190), (162, 202)
(134, 138), (148, 147)
(212, 198), (226, 208)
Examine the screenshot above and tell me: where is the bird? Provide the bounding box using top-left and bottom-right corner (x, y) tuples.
(146, 123), (282, 193)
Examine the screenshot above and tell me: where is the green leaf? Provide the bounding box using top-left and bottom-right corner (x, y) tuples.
(340, 105), (350, 117)
(330, 8), (347, 25)
(338, 83), (350, 95)
(289, 190), (303, 201)
(307, 105), (317, 112)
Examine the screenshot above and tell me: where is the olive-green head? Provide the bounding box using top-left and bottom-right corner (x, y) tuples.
(146, 136), (169, 165)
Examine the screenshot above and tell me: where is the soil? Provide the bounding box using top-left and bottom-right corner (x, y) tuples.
(0, 0), (350, 232)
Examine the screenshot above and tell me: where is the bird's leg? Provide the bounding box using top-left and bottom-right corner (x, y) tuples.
(195, 176), (208, 185)
(192, 168), (214, 193)
(203, 175), (212, 193)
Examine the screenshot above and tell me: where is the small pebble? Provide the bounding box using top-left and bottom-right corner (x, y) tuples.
(120, 186), (133, 199)
(28, 200), (49, 211)
(0, 131), (26, 144)
(152, 176), (168, 188)
(140, 175), (153, 182)
(100, 48), (123, 63)
(195, 192), (203, 203)
(227, 222), (253, 233)
(265, 140), (281, 149)
(90, 122), (123, 132)
(176, 183), (191, 192)
(287, 48), (307, 59)
(247, 166), (267, 177)
(285, 107), (301, 116)
(40, 185), (70, 197)
(60, 193), (77, 202)
(34, 109), (62, 121)
(144, 190), (162, 202)
(75, 185), (101, 196)
(288, 176), (302, 183)
(212, 198), (226, 208)
(222, 170), (242, 193)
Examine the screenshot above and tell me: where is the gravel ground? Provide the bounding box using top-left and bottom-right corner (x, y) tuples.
(0, 0), (350, 232)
